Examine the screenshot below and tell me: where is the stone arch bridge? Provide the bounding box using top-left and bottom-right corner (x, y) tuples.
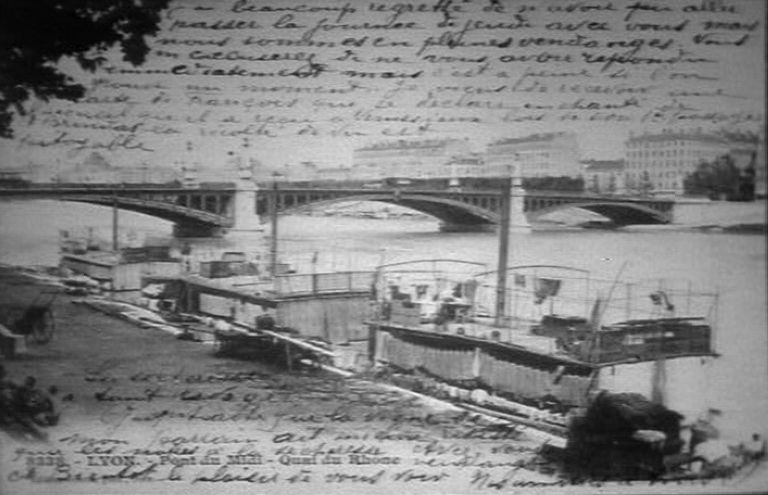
(0, 183), (674, 236)
(257, 186), (674, 231)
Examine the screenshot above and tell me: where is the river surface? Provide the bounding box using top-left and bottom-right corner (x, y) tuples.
(1, 199), (766, 443)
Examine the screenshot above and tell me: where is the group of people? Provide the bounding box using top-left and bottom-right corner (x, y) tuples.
(0, 364), (61, 439)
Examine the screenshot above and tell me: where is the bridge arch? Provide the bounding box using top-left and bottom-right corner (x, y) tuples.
(277, 193), (499, 226)
(64, 195), (233, 236)
(528, 201), (670, 225)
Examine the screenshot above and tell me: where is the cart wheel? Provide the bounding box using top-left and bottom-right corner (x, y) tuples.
(29, 309), (55, 344)
(6, 308), (25, 330)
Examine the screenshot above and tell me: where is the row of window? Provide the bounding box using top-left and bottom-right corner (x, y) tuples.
(627, 139), (722, 148)
(627, 171), (679, 179)
(626, 160), (694, 169)
(625, 181), (682, 191)
(627, 149), (724, 158)
(516, 151), (552, 159)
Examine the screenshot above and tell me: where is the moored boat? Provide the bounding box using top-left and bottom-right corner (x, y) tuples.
(365, 259), (722, 478)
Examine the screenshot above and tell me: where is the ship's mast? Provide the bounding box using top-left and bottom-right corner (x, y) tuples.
(494, 169), (513, 327)
(270, 178), (279, 277)
(112, 191), (119, 252)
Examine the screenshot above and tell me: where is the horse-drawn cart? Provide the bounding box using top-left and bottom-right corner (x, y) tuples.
(0, 290), (58, 357)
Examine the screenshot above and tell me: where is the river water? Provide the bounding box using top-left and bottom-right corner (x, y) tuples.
(1, 199), (766, 443)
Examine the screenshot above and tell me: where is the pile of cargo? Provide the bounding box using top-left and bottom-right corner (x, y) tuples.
(564, 391), (684, 479)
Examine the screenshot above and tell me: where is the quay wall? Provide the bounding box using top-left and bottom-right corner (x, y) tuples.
(672, 199), (766, 226)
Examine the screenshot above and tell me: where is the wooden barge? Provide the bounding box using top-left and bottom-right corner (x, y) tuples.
(366, 260), (720, 479)
(141, 269), (376, 370)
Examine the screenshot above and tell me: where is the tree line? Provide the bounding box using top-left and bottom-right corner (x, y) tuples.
(683, 154), (756, 201)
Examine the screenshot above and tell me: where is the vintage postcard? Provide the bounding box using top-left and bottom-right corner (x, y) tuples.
(0, 0), (766, 493)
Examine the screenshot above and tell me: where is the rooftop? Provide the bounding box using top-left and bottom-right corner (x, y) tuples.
(582, 159), (625, 172)
(626, 129), (730, 145)
(581, 160), (624, 172)
(447, 153), (485, 165)
(356, 138), (467, 151)
(717, 130), (760, 144)
(489, 132), (574, 146)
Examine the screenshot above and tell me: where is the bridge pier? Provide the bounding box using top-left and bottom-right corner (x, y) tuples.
(227, 180), (264, 234)
(438, 178), (530, 233)
(509, 178), (531, 233)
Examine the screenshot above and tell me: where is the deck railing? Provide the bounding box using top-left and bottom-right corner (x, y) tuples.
(274, 271), (375, 296)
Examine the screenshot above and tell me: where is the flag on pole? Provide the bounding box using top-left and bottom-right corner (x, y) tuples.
(534, 278), (561, 304)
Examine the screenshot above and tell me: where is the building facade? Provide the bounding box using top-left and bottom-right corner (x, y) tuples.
(446, 153), (486, 179)
(44, 152), (181, 185)
(352, 139), (474, 180)
(757, 126), (767, 198)
(317, 166), (352, 182)
(59, 152), (116, 183)
(581, 160), (626, 195)
(624, 129), (761, 195)
(485, 132), (582, 178)
(117, 162), (179, 184)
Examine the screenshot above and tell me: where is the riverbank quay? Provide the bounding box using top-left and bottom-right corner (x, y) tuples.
(534, 199), (767, 233)
(623, 199), (767, 234)
(0, 266), (557, 494)
(2, 266), (767, 494)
